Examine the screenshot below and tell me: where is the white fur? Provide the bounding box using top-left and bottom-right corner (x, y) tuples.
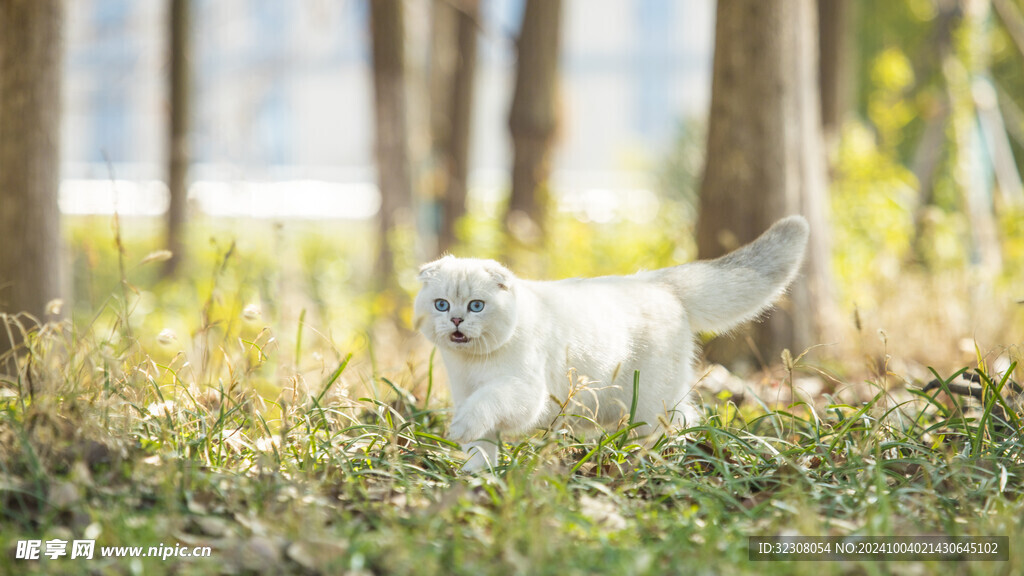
(414, 216), (809, 471)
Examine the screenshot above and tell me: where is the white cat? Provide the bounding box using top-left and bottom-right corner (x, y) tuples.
(414, 216), (809, 471)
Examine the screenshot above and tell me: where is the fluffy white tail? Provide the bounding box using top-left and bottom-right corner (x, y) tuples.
(660, 216), (809, 334)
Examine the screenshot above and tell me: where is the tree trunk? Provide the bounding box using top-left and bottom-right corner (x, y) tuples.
(909, 2), (958, 264)
(164, 0), (191, 278)
(433, 0), (478, 255)
(370, 0), (413, 291)
(697, 0), (834, 368)
(818, 0), (852, 158)
(0, 0), (65, 364)
(506, 0), (562, 247)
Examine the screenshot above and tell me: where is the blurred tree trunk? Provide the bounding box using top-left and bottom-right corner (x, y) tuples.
(818, 0), (852, 159)
(0, 0), (65, 365)
(432, 0), (478, 255)
(370, 0), (413, 291)
(164, 0), (191, 278)
(994, 0), (1024, 60)
(910, 3), (959, 263)
(505, 0), (562, 247)
(697, 0), (835, 368)
(956, 0), (1002, 274)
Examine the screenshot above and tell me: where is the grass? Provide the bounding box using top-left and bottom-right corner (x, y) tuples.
(1, 216), (1023, 574)
(3, 308), (1024, 575)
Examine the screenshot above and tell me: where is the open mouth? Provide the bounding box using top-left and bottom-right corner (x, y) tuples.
(449, 331), (469, 344)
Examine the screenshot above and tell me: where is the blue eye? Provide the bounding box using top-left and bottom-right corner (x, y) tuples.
(468, 300), (485, 313)
(434, 299), (450, 312)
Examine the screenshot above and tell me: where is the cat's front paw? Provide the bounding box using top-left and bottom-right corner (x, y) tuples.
(461, 441), (498, 473)
(448, 410), (490, 444)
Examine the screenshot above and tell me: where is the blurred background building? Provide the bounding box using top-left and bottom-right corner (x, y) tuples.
(60, 0), (713, 219)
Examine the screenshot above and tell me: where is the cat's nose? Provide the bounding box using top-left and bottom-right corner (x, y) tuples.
(451, 317), (463, 327)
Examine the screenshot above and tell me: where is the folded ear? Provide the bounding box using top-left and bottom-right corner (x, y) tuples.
(418, 255), (453, 283)
(484, 262), (514, 291)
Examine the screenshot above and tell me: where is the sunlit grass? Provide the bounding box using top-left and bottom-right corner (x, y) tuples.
(1, 208), (1023, 574)
(3, 295), (1024, 574)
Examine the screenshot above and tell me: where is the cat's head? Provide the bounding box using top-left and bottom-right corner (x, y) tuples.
(413, 256), (517, 355)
